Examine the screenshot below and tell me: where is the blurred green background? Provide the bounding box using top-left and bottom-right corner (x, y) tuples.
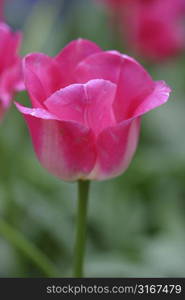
(0, 0), (185, 277)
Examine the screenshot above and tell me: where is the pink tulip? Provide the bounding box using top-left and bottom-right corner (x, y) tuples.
(0, 23), (24, 120)
(16, 39), (170, 181)
(102, 0), (185, 61)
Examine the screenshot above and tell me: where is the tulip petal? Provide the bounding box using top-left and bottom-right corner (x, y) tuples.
(85, 79), (117, 136)
(55, 39), (102, 86)
(88, 117), (141, 180)
(45, 79), (117, 136)
(0, 24), (21, 72)
(0, 58), (23, 109)
(44, 84), (86, 124)
(23, 53), (62, 107)
(76, 52), (160, 122)
(75, 51), (123, 84)
(132, 80), (171, 118)
(113, 56), (156, 121)
(15, 103), (97, 181)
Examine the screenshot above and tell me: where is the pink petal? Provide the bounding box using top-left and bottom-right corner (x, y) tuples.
(55, 39), (102, 86)
(0, 58), (24, 109)
(4, 32), (22, 68)
(45, 84), (86, 124)
(84, 79), (117, 136)
(0, 23), (22, 73)
(45, 79), (117, 136)
(75, 51), (158, 122)
(15, 103), (97, 181)
(113, 56), (155, 122)
(23, 53), (62, 107)
(75, 51), (123, 84)
(133, 80), (171, 118)
(88, 117), (141, 180)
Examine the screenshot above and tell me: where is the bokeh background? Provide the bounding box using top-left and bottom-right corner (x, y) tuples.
(1, 0), (185, 277)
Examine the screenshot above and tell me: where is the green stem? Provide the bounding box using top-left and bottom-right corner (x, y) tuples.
(0, 218), (59, 277)
(73, 180), (90, 277)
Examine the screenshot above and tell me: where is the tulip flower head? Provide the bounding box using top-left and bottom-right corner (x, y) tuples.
(103, 0), (185, 61)
(0, 23), (24, 120)
(16, 39), (170, 181)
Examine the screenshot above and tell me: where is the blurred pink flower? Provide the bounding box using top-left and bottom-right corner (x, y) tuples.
(16, 39), (170, 181)
(0, 23), (24, 120)
(103, 0), (185, 61)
